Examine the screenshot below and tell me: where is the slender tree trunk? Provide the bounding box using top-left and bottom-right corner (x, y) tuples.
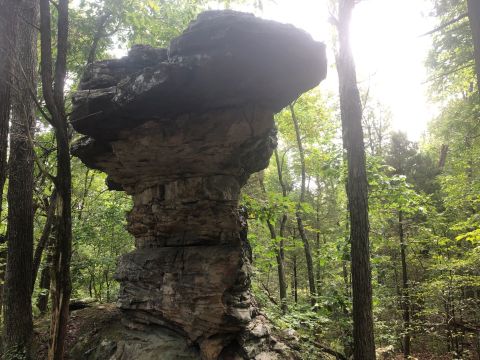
(289, 104), (317, 306)
(32, 191), (57, 293)
(39, 0), (72, 358)
(48, 129), (72, 360)
(267, 221), (288, 313)
(336, 0), (376, 358)
(315, 179), (322, 294)
(77, 170), (93, 220)
(3, 0), (38, 356)
(275, 150), (288, 263)
(105, 269), (111, 302)
(37, 263), (51, 314)
(438, 144), (449, 169)
(274, 149), (290, 312)
(86, 12), (111, 65)
(258, 171), (288, 312)
(37, 227), (55, 315)
(467, 0), (480, 93)
(292, 254), (298, 304)
(399, 211), (411, 358)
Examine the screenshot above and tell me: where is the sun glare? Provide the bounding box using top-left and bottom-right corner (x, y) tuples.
(254, 0), (438, 141)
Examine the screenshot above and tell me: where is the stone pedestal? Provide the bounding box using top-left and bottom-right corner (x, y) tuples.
(71, 10), (326, 359)
(110, 108), (275, 356)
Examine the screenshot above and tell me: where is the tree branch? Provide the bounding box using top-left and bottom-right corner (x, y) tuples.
(420, 12), (468, 37)
(25, 120), (57, 185)
(306, 339), (347, 360)
(424, 61), (475, 84)
(260, 281), (278, 305)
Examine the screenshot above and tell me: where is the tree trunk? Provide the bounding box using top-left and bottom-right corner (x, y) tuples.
(37, 226), (55, 315)
(289, 104), (317, 306)
(32, 191), (57, 293)
(292, 254), (298, 304)
(267, 221), (288, 313)
(0, 0), (19, 320)
(0, 0), (18, 219)
(39, 0), (72, 358)
(336, 0), (376, 358)
(3, 0), (38, 356)
(467, 0), (480, 93)
(105, 269), (111, 302)
(48, 128), (72, 360)
(86, 12), (111, 65)
(341, 213), (353, 359)
(274, 149), (289, 312)
(37, 263), (51, 314)
(399, 211), (411, 358)
(315, 179), (322, 294)
(258, 171), (288, 313)
(77, 169), (93, 220)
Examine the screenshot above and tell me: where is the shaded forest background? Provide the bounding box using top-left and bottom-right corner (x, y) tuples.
(0, 0), (479, 359)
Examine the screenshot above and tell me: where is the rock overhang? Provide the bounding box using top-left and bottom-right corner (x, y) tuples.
(71, 10), (327, 177)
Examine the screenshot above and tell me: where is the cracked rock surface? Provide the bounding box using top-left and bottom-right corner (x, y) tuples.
(71, 10), (326, 360)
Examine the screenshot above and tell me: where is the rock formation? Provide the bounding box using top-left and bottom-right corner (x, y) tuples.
(71, 10), (327, 360)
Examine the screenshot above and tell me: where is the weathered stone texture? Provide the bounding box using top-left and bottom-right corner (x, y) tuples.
(71, 9), (326, 360)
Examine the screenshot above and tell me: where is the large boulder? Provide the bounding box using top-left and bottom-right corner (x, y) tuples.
(71, 10), (326, 360)
(71, 10), (326, 140)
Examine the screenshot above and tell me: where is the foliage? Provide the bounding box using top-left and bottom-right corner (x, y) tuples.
(0, 1), (479, 359)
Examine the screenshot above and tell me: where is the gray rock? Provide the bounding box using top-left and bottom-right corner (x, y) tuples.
(71, 10), (326, 140)
(67, 306), (200, 360)
(70, 9), (326, 360)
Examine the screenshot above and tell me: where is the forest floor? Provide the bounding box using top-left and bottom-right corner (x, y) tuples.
(393, 354), (453, 360)
(31, 304), (465, 360)
(33, 303), (121, 359)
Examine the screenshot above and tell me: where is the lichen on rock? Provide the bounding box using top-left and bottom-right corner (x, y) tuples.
(71, 9), (327, 360)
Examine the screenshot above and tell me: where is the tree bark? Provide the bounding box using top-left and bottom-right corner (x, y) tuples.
(289, 104), (317, 306)
(258, 170), (288, 313)
(274, 149), (288, 265)
(0, 0), (19, 318)
(36, 216), (58, 314)
(399, 211), (411, 358)
(39, 0), (72, 358)
(0, 0), (18, 219)
(336, 0), (376, 358)
(315, 177), (322, 293)
(3, 0), (38, 357)
(274, 149), (289, 312)
(36, 225), (54, 315)
(36, 263), (51, 314)
(266, 221), (288, 313)
(292, 254), (298, 304)
(32, 190), (57, 293)
(467, 0), (480, 93)
(47, 75), (73, 360)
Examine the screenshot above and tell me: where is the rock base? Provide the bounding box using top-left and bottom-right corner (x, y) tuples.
(35, 304), (300, 360)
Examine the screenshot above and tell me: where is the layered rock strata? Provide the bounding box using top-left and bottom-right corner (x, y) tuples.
(71, 10), (326, 359)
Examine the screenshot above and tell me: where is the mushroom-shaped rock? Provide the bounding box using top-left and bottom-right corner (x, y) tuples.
(71, 10), (326, 140)
(71, 10), (326, 360)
